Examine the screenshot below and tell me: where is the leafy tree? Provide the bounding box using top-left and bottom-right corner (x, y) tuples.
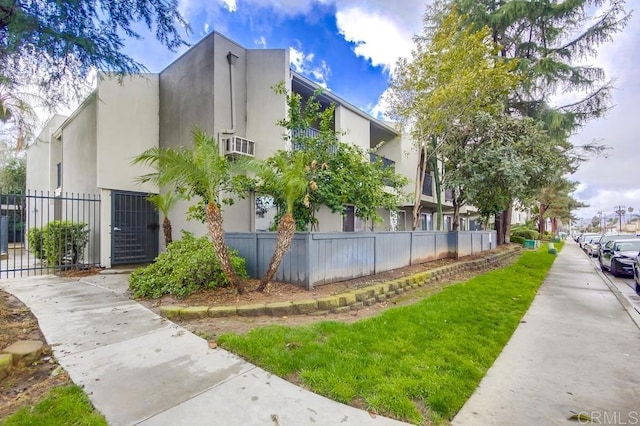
(247, 84), (407, 290)
(272, 83), (407, 232)
(535, 179), (587, 235)
(0, 0), (189, 107)
(450, 0), (630, 242)
(387, 8), (518, 230)
(0, 155), (25, 194)
(147, 191), (179, 246)
(0, 80), (38, 150)
(445, 112), (561, 225)
(133, 129), (247, 294)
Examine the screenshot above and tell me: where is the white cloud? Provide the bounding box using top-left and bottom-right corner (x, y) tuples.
(335, 6), (416, 72)
(221, 0), (237, 12)
(289, 46), (331, 88)
(570, 11), (640, 222)
(254, 36), (267, 48)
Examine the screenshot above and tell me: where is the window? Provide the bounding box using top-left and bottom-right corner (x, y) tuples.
(343, 205), (367, 232)
(422, 173), (433, 196)
(56, 162), (62, 189)
(420, 212), (432, 230)
(392, 210), (406, 231)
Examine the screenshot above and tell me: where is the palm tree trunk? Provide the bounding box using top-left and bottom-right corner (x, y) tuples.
(206, 202), (245, 294)
(162, 217), (172, 245)
(258, 211), (296, 292)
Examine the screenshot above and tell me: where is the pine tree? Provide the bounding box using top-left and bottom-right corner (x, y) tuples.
(452, 0), (630, 243)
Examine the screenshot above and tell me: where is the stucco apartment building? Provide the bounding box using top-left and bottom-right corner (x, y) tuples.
(27, 31), (472, 268)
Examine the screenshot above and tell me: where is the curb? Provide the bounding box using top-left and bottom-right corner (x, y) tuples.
(159, 247), (523, 319)
(592, 260), (640, 330)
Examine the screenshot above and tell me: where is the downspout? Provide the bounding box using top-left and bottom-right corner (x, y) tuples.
(218, 51), (239, 152)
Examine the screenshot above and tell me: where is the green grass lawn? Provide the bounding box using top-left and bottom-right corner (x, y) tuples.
(1, 385), (106, 426)
(219, 244), (561, 424)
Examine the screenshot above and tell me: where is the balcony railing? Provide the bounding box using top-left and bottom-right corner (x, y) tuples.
(422, 172), (433, 197)
(369, 154), (396, 171)
(292, 127), (320, 139)
(370, 154), (396, 186)
(291, 127), (338, 154)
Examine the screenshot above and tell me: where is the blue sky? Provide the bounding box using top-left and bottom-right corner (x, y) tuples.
(121, 0), (409, 114)
(117, 0), (638, 227)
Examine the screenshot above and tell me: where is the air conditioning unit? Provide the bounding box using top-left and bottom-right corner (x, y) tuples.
(223, 135), (255, 157)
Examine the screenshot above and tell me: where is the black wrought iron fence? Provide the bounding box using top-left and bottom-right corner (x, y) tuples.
(0, 191), (101, 278)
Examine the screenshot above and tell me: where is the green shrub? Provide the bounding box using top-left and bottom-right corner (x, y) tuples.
(510, 235), (525, 244)
(511, 229), (539, 240)
(129, 231), (248, 298)
(42, 221), (89, 267)
(27, 227), (45, 259)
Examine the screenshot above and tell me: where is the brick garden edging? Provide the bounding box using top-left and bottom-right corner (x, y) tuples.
(159, 247), (522, 320)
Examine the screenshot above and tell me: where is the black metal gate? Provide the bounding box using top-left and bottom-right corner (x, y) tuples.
(111, 191), (158, 265)
(0, 191), (101, 278)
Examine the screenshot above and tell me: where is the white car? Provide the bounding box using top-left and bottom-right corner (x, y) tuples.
(584, 235), (601, 257)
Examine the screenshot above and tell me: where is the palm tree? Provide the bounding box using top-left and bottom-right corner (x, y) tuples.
(147, 190), (179, 246)
(133, 129), (247, 294)
(0, 80), (38, 151)
(252, 151), (312, 292)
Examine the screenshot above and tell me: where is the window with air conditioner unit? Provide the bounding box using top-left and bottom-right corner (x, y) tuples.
(223, 135), (255, 157)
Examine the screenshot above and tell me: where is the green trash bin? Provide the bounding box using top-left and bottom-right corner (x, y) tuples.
(523, 239), (535, 249)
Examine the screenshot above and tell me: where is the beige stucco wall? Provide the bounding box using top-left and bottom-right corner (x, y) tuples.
(246, 49), (289, 159)
(25, 117), (67, 245)
(61, 99), (98, 195)
(58, 99), (101, 264)
(96, 74), (159, 194)
(27, 115), (66, 193)
(335, 105), (370, 152)
(25, 140), (49, 193)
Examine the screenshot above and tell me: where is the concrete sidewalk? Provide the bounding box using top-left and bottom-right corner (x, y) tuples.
(0, 273), (406, 426)
(3, 241), (640, 425)
(453, 241), (640, 425)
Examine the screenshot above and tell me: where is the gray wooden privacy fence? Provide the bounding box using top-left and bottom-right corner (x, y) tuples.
(226, 230), (496, 290)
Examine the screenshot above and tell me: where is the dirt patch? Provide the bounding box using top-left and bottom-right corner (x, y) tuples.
(0, 244), (518, 420)
(0, 291), (71, 420)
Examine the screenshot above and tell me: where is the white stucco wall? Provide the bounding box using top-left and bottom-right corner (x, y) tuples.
(96, 74), (159, 194)
(335, 105), (370, 152)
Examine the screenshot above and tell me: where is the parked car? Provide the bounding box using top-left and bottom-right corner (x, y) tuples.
(632, 254), (640, 292)
(597, 234), (639, 267)
(584, 235), (601, 257)
(578, 232), (599, 249)
(599, 238), (640, 277)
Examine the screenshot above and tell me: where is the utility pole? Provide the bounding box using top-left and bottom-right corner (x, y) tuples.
(614, 205), (626, 233)
(597, 211), (603, 233)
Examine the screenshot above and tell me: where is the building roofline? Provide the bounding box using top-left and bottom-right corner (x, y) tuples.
(159, 30), (247, 75)
(52, 90), (97, 139)
(291, 71), (399, 137)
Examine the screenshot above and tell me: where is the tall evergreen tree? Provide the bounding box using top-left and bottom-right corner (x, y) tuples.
(0, 0), (189, 108)
(451, 0), (630, 243)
